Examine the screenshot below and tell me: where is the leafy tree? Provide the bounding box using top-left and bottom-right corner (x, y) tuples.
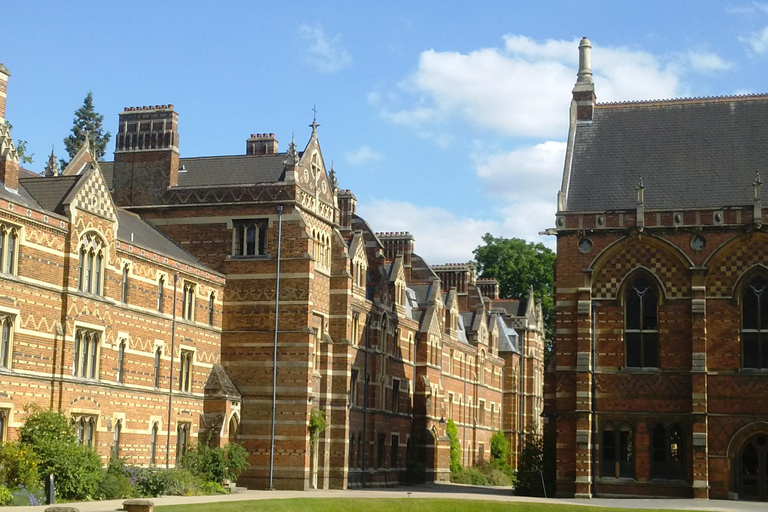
(446, 419), (462, 474)
(473, 234), (555, 349)
(514, 437), (545, 496)
(4, 121), (33, 164)
(61, 91), (111, 168)
(489, 430), (510, 467)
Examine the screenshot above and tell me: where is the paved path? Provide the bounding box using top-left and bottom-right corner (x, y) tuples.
(5, 483), (768, 512)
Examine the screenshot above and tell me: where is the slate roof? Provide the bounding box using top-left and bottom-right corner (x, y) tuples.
(100, 153), (288, 189)
(566, 95), (768, 212)
(116, 210), (207, 268)
(497, 315), (519, 353)
(493, 299), (526, 317)
(20, 175), (82, 214)
(204, 364), (242, 400)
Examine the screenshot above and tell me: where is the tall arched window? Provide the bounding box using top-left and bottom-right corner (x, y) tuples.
(157, 277), (165, 313)
(150, 423), (159, 466)
(113, 420), (122, 457)
(117, 341), (126, 383)
(77, 233), (106, 296)
(651, 423), (685, 480)
(121, 265), (129, 303)
(154, 347), (162, 388)
(208, 293), (215, 326)
(624, 276), (659, 368)
(0, 226), (18, 275)
(0, 316), (12, 369)
(742, 276), (768, 369)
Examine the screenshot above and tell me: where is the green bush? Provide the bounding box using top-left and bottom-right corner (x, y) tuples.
(446, 419), (462, 474)
(18, 408), (103, 501)
(0, 485), (12, 506)
(450, 467), (488, 486)
(198, 480), (228, 495)
(490, 431), (510, 467)
(99, 472), (133, 500)
(0, 441), (40, 489)
(164, 469), (203, 496)
(133, 468), (170, 498)
(514, 437), (545, 496)
(180, 440), (249, 484)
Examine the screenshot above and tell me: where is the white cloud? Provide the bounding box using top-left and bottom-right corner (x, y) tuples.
(680, 50), (734, 72)
(356, 200), (502, 264)
(344, 146), (383, 166)
(373, 36), (688, 138)
(740, 26), (768, 55)
(298, 23), (352, 73)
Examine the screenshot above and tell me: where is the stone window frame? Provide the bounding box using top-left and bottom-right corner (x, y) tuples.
(77, 231), (107, 297)
(73, 415), (98, 447)
(150, 421), (160, 466)
(153, 344), (163, 389)
(181, 281), (196, 322)
(208, 291), (215, 326)
(0, 408), (8, 443)
(113, 418), (123, 457)
(0, 222), (20, 276)
(622, 271), (661, 369)
(178, 347), (195, 394)
(176, 421), (191, 463)
(600, 421), (635, 479)
(116, 338), (127, 384)
(120, 263), (130, 304)
(72, 325), (103, 380)
(0, 313), (15, 370)
(349, 367), (359, 407)
(231, 219), (268, 258)
(740, 272), (768, 370)
(157, 274), (166, 313)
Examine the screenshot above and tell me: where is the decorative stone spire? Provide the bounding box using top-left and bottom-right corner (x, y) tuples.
(44, 145), (60, 177)
(329, 162), (338, 193)
(0, 119), (19, 190)
(754, 171), (763, 228)
(572, 37), (596, 121)
(636, 176), (645, 231)
(309, 105), (320, 136)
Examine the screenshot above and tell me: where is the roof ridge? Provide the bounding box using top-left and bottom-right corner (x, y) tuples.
(597, 93), (768, 108)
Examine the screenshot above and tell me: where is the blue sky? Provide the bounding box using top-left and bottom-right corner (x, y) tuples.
(4, 1), (768, 263)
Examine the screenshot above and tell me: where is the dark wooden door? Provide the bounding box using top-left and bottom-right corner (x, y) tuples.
(741, 435), (768, 501)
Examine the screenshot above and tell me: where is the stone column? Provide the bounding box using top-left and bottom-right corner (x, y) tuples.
(690, 268), (709, 498)
(574, 277), (594, 498)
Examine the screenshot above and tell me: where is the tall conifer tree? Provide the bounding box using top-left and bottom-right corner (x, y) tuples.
(61, 92), (111, 168)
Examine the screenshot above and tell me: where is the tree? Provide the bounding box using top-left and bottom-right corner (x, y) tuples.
(446, 419), (462, 474)
(61, 92), (111, 168)
(4, 121), (33, 164)
(514, 437), (545, 496)
(473, 233), (555, 348)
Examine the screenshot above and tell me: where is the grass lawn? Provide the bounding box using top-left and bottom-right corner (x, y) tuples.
(156, 498), (717, 512)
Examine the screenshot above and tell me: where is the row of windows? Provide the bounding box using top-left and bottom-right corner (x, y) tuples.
(602, 422), (685, 480)
(622, 274), (768, 370)
(348, 431), (411, 471)
(121, 270), (215, 326)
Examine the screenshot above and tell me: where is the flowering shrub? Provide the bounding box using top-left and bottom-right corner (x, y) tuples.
(0, 441), (39, 490)
(9, 484), (44, 506)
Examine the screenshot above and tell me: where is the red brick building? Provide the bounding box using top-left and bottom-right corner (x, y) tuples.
(0, 63), (544, 490)
(550, 38), (768, 501)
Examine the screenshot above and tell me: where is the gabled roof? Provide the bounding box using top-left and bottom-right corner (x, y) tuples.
(204, 364), (242, 400)
(492, 299), (526, 317)
(565, 95), (768, 212)
(20, 174), (82, 214)
(497, 315), (519, 353)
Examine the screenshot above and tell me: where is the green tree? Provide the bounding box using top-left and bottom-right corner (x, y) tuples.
(61, 91), (111, 168)
(4, 121), (33, 164)
(514, 437), (545, 497)
(473, 233), (555, 346)
(446, 419), (462, 474)
(489, 430), (510, 468)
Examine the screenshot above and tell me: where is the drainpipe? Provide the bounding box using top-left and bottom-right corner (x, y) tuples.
(166, 274), (178, 469)
(518, 331), (525, 461)
(591, 300), (598, 495)
(462, 356), (467, 466)
(269, 206), (283, 489)
(362, 317), (370, 486)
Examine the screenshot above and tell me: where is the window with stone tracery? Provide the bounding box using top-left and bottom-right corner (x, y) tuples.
(624, 275), (659, 368)
(742, 275), (768, 369)
(78, 233), (106, 296)
(233, 220), (267, 257)
(73, 329), (100, 379)
(0, 315), (14, 369)
(0, 224), (19, 276)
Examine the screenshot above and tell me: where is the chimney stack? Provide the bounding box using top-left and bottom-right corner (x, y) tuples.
(572, 37), (596, 121)
(376, 231), (415, 280)
(477, 278), (500, 300)
(0, 64), (9, 121)
(338, 189), (357, 231)
(113, 105), (180, 206)
(0, 66), (18, 191)
(246, 133), (278, 155)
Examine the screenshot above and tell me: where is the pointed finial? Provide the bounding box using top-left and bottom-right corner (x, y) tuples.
(576, 37), (593, 85)
(309, 105), (320, 134)
(44, 145), (60, 177)
(636, 176), (645, 205)
(329, 162), (338, 192)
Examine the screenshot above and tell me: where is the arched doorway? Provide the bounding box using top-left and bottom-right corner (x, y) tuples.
(228, 414), (239, 444)
(740, 435), (768, 501)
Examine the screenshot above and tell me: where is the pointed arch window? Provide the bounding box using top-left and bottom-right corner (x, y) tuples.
(73, 329), (100, 379)
(0, 225), (18, 275)
(624, 276), (659, 368)
(208, 292), (215, 326)
(113, 420), (122, 457)
(150, 423), (159, 466)
(0, 316), (13, 369)
(176, 422), (190, 462)
(121, 265), (129, 303)
(651, 423), (685, 480)
(742, 276), (768, 369)
(233, 220), (267, 257)
(182, 282), (196, 321)
(77, 233), (106, 296)
(117, 340), (126, 383)
(157, 276), (165, 313)
(154, 347), (162, 388)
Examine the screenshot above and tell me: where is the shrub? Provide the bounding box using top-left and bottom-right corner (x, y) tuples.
(9, 484), (44, 506)
(514, 437), (545, 496)
(450, 467), (487, 486)
(446, 419), (462, 474)
(308, 409), (328, 441)
(198, 480), (228, 495)
(181, 440), (249, 484)
(490, 430), (510, 468)
(0, 485), (12, 506)
(224, 443), (248, 482)
(164, 469), (203, 496)
(99, 472), (133, 500)
(133, 468), (170, 498)
(0, 441), (40, 489)
(18, 408), (103, 501)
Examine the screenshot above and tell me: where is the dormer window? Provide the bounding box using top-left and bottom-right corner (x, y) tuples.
(233, 220), (267, 257)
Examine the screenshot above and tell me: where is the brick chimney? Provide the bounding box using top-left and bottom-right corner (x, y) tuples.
(338, 189), (357, 231)
(246, 133), (278, 155)
(477, 278), (499, 300)
(0, 66), (18, 192)
(376, 231), (415, 280)
(0, 63), (9, 120)
(112, 105), (180, 206)
(572, 37), (596, 121)
(433, 263), (475, 310)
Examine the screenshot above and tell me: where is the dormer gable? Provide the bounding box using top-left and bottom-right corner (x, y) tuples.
(390, 254), (407, 308)
(349, 231), (368, 290)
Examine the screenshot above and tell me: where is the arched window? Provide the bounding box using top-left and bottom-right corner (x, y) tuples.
(77, 234), (106, 296)
(0, 226), (18, 275)
(233, 220), (267, 257)
(179, 350), (193, 393)
(0, 410), (6, 443)
(85, 417), (95, 447)
(154, 347), (161, 388)
(624, 276), (659, 368)
(601, 423), (634, 478)
(121, 265), (129, 303)
(0, 316), (12, 369)
(117, 341), (126, 383)
(349, 433), (356, 469)
(176, 422), (190, 462)
(742, 276), (768, 369)
(150, 423), (159, 466)
(651, 423), (686, 480)
(157, 276), (165, 313)
(208, 292), (215, 326)
(113, 420), (122, 457)
(73, 329), (100, 379)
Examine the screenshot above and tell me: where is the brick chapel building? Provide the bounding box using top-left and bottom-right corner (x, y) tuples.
(0, 63), (545, 490)
(549, 38), (768, 501)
